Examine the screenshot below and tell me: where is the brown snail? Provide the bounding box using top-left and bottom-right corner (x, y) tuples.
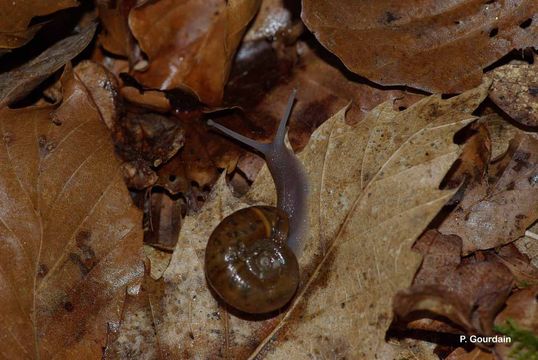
(205, 90), (308, 314)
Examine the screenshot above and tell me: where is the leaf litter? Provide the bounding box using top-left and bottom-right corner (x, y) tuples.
(1, 1), (538, 359)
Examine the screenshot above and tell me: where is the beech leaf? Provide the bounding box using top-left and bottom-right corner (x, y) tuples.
(0, 66), (144, 358)
(302, 0), (538, 93)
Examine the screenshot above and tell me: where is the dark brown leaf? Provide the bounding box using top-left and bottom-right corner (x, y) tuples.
(302, 0), (538, 93)
(440, 134), (538, 254)
(394, 230), (514, 336)
(0, 0), (78, 49)
(113, 112), (185, 190)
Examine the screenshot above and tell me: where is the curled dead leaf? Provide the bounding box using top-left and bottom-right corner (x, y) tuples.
(394, 230), (514, 337)
(0, 23), (97, 107)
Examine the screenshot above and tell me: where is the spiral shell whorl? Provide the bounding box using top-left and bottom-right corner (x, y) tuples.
(205, 206), (299, 313)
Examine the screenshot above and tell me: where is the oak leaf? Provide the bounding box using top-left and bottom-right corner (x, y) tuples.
(302, 0), (538, 93)
(0, 66), (144, 358)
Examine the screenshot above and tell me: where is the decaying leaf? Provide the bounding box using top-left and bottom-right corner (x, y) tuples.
(394, 230), (514, 336)
(494, 286), (538, 359)
(302, 0), (538, 93)
(0, 67), (143, 357)
(129, 0), (261, 105)
(0, 23), (97, 107)
(440, 134), (538, 254)
(113, 112), (185, 190)
(224, 39), (424, 152)
(0, 0), (78, 49)
(488, 62), (538, 127)
(148, 83), (488, 358)
(442, 123), (491, 194)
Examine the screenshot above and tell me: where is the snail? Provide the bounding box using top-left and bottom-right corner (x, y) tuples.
(205, 90), (308, 314)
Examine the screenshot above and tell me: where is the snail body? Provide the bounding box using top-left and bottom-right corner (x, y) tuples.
(205, 90), (308, 314)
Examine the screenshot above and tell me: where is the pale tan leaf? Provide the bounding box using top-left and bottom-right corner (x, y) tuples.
(154, 83), (488, 358)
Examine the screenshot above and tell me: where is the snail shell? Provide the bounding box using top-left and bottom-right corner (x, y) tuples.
(205, 205), (300, 313)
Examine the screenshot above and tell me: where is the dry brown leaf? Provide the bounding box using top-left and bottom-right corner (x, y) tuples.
(0, 0), (78, 49)
(0, 67), (143, 357)
(302, 0), (538, 93)
(442, 123), (491, 194)
(494, 286), (538, 359)
(146, 83), (488, 358)
(394, 230), (514, 336)
(488, 243), (538, 288)
(495, 286), (538, 332)
(74, 60), (120, 129)
(0, 23), (97, 107)
(96, 0), (140, 62)
(488, 62), (538, 126)
(129, 0), (261, 106)
(440, 134), (538, 254)
(447, 347), (496, 360)
(515, 223), (538, 268)
(479, 113), (521, 161)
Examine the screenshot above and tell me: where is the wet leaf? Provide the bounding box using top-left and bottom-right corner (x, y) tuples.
(488, 62), (538, 127)
(0, 23), (97, 107)
(439, 134), (538, 254)
(0, 0), (78, 49)
(149, 84), (488, 358)
(129, 0), (261, 105)
(394, 230), (514, 336)
(0, 67), (143, 357)
(302, 0), (538, 93)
